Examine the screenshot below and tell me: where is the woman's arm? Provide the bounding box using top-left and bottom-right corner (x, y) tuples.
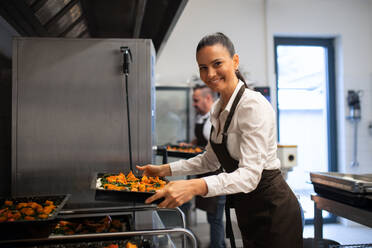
(170, 142), (221, 177)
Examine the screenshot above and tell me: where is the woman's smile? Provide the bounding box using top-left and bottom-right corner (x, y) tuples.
(207, 76), (223, 85)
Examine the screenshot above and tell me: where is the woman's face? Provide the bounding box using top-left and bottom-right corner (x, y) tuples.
(196, 44), (239, 94)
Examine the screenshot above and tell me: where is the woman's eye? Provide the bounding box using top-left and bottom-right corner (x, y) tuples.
(199, 67), (206, 71)
(214, 61), (222, 67)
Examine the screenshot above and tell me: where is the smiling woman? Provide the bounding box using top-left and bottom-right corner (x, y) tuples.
(138, 32), (303, 248)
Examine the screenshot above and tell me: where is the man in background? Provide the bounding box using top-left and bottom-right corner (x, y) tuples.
(190, 84), (226, 248)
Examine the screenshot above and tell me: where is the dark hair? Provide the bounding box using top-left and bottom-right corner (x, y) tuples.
(196, 32), (246, 85)
(193, 84), (207, 90)
(193, 84), (216, 99)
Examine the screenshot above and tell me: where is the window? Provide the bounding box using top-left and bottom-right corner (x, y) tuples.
(274, 37), (337, 224)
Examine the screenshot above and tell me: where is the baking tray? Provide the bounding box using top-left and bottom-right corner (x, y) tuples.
(93, 173), (167, 205)
(0, 238), (154, 248)
(164, 144), (204, 159)
(52, 213), (133, 235)
(0, 194), (70, 239)
(330, 245), (372, 248)
(312, 183), (372, 209)
(310, 172), (372, 194)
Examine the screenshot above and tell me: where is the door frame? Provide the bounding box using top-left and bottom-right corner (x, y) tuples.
(274, 37), (338, 224)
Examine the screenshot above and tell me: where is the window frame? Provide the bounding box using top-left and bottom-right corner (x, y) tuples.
(274, 37), (338, 224)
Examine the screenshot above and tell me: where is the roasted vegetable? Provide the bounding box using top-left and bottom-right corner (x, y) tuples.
(53, 216), (126, 235)
(100, 171), (167, 193)
(166, 145), (203, 153)
(0, 200), (57, 222)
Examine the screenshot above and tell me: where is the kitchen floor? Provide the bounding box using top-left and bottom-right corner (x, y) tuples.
(187, 209), (372, 248)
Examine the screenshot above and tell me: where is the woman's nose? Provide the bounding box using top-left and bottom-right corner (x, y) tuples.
(207, 68), (216, 78)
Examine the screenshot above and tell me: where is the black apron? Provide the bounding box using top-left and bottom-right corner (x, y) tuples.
(194, 115), (223, 213)
(210, 85), (303, 248)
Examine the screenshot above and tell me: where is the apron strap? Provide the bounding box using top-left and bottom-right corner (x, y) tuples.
(222, 85), (246, 143)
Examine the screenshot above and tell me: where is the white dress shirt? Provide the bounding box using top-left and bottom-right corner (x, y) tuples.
(170, 81), (280, 197)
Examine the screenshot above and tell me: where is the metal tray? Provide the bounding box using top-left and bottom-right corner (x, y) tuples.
(93, 173), (167, 205)
(52, 213), (133, 236)
(0, 238), (154, 248)
(0, 194), (70, 239)
(310, 172), (372, 194)
(164, 144), (204, 159)
(312, 183), (372, 209)
(330, 244), (372, 248)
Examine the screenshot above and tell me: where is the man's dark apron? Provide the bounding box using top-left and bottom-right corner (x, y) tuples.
(209, 85), (303, 248)
(195, 115), (223, 213)
(195, 117), (208, 147)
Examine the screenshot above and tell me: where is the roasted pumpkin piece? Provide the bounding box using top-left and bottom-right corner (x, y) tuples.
(21, 207), (35, 216)
(16, 202), (28, 209)
(45, 200), (54, 205)
(104, 244), (119, 248)
(43, 205), (55, 215)
(38, 214), (49, 219)
(126, 171), (138, 181)
(138, 184), (146, 192)
(126, 242), (138, 248)
(130, 187), (138, 192)
(141, 175), (150, 183)
(4, 200), (13, 206)
(24, 216), (35, 220)
(28, 202), (43, 209)
(104, 184), (126, 191)
(12, 211), (21, 220)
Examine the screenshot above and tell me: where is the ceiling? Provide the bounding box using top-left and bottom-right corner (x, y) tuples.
(0, 0), (188, 55)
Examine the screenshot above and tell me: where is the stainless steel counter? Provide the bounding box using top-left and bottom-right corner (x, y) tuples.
(0, 206), (197, 248)
(312, 194), (372, 240)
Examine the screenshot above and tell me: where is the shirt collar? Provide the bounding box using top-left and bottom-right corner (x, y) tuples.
(201, 112), (210, 119)
(211, 80), (245, 120)
(196, 112), (210, 123)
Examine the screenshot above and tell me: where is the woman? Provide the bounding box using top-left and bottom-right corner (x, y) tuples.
(137, 32), (303, 248)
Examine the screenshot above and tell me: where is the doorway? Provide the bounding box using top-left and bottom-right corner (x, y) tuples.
(274, 37), (337, 223)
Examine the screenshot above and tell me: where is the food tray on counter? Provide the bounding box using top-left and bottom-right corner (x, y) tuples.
(0, 238), (153, 248)
(310, 172), (372, 193)
(93, 172), (168, 205)
(52, 213), (133, 236)
(312, 183), (372, 209)
(330, 244), (372, 248)
(160, 144), (204, 159)
(0, 194), (70, 239)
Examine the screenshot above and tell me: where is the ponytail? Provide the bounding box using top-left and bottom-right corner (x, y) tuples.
(235, 69), (247, 87)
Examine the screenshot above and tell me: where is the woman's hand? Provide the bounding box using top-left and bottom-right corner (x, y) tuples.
(136, 164), (171, 177)
(145, 179), (208, 208)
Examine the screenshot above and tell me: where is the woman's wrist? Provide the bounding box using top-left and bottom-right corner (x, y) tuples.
(190, 178), (208, 196)
(162, 164), (172, 177)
